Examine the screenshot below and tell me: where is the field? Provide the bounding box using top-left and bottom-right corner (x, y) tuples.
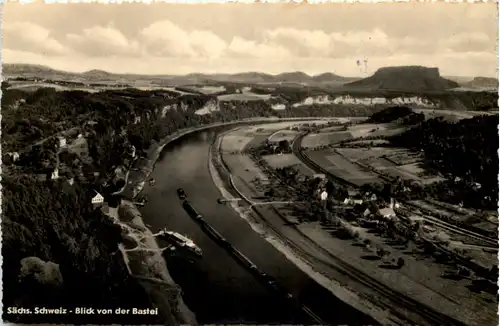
(5, 81), (201, 96)
(319, 126), (347, 133)
(244, 134), (273, 150)
(336, 147), (404, 162)
(346, 139), (391, 146)
(185, 85), (226, 94)
(268, 130), (300, 143)
(348, 123), (407, 138)
(307, 145), (444, 186)
(137, 86), (195, 95)
(224, 125), (316, 177)
(246, 122), (301, 132)
(302, 132), (354, 148)
(335, 147), (443, 184)
(217, 92), (272, 101)
(223, 154), (269, 185)
(262, 154), (314, 177)
(220, 134), (255, 153)
(302, 123), (407, 149)
(297, 220), (498, 326)
(8, 83), (101, 93)
(306, 150), (382, 186)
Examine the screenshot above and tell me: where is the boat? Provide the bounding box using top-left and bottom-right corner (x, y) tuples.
(177, 188), (187, 200)
(157, 229), (202, 257)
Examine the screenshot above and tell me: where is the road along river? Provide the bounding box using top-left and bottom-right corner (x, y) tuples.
(138, 126), (378, 325)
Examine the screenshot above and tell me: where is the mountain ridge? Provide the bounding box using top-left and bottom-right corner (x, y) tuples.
(3, 63), (356, 85)
(5, 63), (492, 89)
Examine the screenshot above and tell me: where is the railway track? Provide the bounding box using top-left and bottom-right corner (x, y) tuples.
(399, 206), (498, 248)
(216, 133), (467, 326)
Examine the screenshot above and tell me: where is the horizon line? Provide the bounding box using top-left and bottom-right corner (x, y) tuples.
(3, 62), (496, 79)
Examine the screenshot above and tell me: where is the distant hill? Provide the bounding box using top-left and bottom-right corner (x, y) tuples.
(344, 66), (460, 91)
(82, 69), (114, 79)
(462, 77), (499, 89)
(274, 71), (311, 83)
(3, 63), (71, 76)
(444, 76), (474, 84)
(178, 71), (355, 85)
(230, 72), (276, 83)
(312, 72), (358, 83)
(3, 63), (356, 86)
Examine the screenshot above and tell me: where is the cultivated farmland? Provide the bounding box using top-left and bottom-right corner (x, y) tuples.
(217, 92), (272, 101)
(268, 130), (301, 143)
(306, 150), (382, 186)
(302, 132), (354, 148)
(223, 153), (269, 185)
(335, 147), (443, 184)
(221, 133), (255, 153)
(262, 154), (314, 176)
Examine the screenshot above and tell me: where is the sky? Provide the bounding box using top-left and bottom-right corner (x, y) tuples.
(2, 1), (498, 77)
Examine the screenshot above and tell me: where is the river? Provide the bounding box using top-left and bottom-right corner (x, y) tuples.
(139, 126), (377, 325)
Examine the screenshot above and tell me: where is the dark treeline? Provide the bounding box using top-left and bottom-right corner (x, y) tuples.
(369, 106), (425, 125)
(390, 114), (499, 209)
(452, 91), (499, 110)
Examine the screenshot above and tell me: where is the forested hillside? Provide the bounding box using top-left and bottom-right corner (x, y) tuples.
(2, 86), (210, 324)
(369, 106), (425, 125)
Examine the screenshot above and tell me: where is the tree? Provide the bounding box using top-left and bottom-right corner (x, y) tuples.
(278, 139), (291, 152)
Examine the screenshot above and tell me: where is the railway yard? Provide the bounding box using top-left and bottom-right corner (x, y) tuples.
(214, 120), (499, 326)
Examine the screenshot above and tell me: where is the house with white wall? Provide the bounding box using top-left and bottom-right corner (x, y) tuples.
(57, 136), (67, 148)
(91, 190), (104, 208)
(51, 168), (59, 180)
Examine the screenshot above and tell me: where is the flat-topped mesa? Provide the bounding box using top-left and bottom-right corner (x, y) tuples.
(375, 65), (440, 78)
(345, 65), (460, 91)
(464, 77), (499, 88)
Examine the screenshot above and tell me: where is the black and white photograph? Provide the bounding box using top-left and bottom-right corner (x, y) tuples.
(1, 2), (498, 325)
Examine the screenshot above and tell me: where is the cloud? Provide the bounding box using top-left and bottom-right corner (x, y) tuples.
(3, 20), (495, 61)
(263, 28), (395, 57)
(139, 20), (226, 58)
(66, 24), (142, 57)
(265, 28), (333, 57)
(445, 32), (493, 53)
(3, 21), (70, 55)
(227, 37), (292, 59)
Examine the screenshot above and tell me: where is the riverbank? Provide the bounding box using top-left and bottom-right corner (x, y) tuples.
(116, 201), (198, 325)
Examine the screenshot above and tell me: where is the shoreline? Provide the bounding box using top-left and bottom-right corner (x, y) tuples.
(116, 201), (198, 325)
